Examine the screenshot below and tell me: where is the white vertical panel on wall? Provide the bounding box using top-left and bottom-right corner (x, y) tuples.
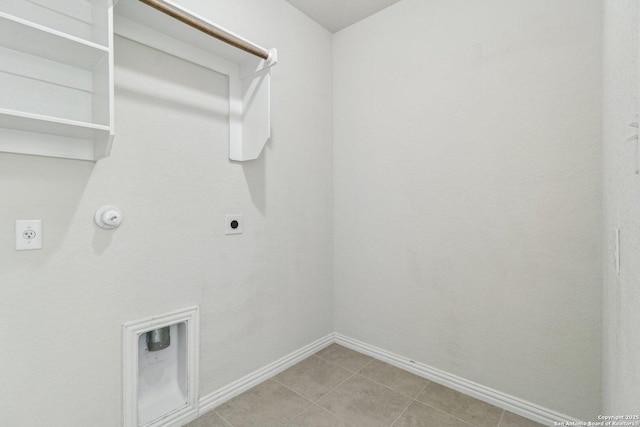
(602, 0), (640, 414)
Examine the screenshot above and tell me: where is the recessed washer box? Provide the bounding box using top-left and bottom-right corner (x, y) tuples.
(123, 307), (199, 427)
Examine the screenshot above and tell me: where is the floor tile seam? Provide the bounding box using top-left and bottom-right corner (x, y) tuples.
(314, 370), (359, 404)
(271, 363), (354, 405)
(412, 381), (430, 401)
(271, 382), (312, 406)
(354, 357), (375, 373)
(418, 382), (504, 426)
(414, 399), (486, 427)
(212, 409), (234, 427)
(311, 352), (339, 366)
(310, 353), (368, 375)
(316, 369), (419, 427)
(388, 379), (430, 427)
(307, 403), (357, 427)
(270, 365), (361, 424)
(271, 378), (315, 412)
(270, 375), (294, 391)
(348, 353), (434, 398)
(350, 372), (423, 402)
(496, 408), (506, 427)
(311, 353), (373, 374)
(245, 377), (315, 427)
(422, 380), (502, 411)
(388, 396), (416, 427)
(357, 368), (432, 400)
(282, 401), (316, 427)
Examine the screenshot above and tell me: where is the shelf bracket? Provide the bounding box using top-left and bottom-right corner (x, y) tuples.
(229, 51), (277, 161)
(114, 0), (278, 162)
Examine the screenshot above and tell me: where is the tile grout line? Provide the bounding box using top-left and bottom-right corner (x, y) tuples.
(416, 382), (502, 427)
(355, 357), (376, 373)
(312, 350), (443, 426)
(355, 368), (432, 401)
(267, 378), (315, 425)
(308, 370), (359, 422)
(320, 347), (440, 402)
(313, 351), (376, 375)
(314, 382), (362, 424)
(199, 346), (501, 427)
(312, 353), (374, 375)
(272, 367), (358, 426)
(332, 345), (508, 427)
(414, 399), (483, 427)
(269, 357), (353, 404)
(389, 402), (412, 427)
(278, 375), (356, 426)
(256, 349), (374, 426)
(204, 346), (503, 427)
(303, 404), (356, 427)
(388, 382), (430, 427)
(212, 409), (234, 427)
(299, 356), (379, 425)
(349, 353), (472, 426)
(312, 355), (431, 427)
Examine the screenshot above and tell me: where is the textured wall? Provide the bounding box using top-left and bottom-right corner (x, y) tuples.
(0, 1), (333, 425)
(602, 0), (640, 414)
(333, 0), (603, 419)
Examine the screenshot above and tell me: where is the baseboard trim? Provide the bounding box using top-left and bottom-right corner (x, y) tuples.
(196, 333), (582, 427)
(198, 333), (334, 414)
(334, 333), (581, 427)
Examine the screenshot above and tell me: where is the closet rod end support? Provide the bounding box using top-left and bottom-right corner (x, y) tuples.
(266, 48), (278, 66)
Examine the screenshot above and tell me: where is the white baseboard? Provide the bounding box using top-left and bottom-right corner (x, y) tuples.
(198, 333), (334, 414)
(334, 333), (582, 427)
(196, 332), (582, 427)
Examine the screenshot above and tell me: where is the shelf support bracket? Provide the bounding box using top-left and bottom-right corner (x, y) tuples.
(114, 0), (278, 162)
(229, 50), (277, 161)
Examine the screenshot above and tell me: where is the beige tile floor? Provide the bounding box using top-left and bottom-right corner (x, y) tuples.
(185, 344), (545, 427)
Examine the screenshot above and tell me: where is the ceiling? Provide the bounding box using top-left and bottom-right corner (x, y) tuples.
(285, 0), (404, 33)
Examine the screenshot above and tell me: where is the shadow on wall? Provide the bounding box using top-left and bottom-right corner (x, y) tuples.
(92, 222), (114, 255)
(0, 154), (94, 259)
(114, 37), (229, 121)
(240, 150), (267, 214)
(114, 36), (270, 216)
(113, 35), (269, 221)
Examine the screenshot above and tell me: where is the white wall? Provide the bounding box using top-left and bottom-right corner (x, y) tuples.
(0, 1), (333, 426)
(603, 0), (640, 413)
(333, 0), (602, 420)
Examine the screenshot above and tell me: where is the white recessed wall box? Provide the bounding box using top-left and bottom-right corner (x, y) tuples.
(123, 306), (199, 427)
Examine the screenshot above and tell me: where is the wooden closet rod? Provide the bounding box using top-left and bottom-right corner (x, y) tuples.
(138, 0), (271, 60)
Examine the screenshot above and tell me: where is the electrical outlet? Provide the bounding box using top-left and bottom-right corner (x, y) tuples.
(225, 214), (243, 235)
(16, 220), (42, 251)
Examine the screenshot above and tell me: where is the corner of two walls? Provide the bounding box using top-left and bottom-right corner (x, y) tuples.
(332, 0), (603, 420)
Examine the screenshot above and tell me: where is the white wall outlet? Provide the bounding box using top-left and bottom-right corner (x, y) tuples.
(16, 220), (42, 251)
(225, 214), (243, 235)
